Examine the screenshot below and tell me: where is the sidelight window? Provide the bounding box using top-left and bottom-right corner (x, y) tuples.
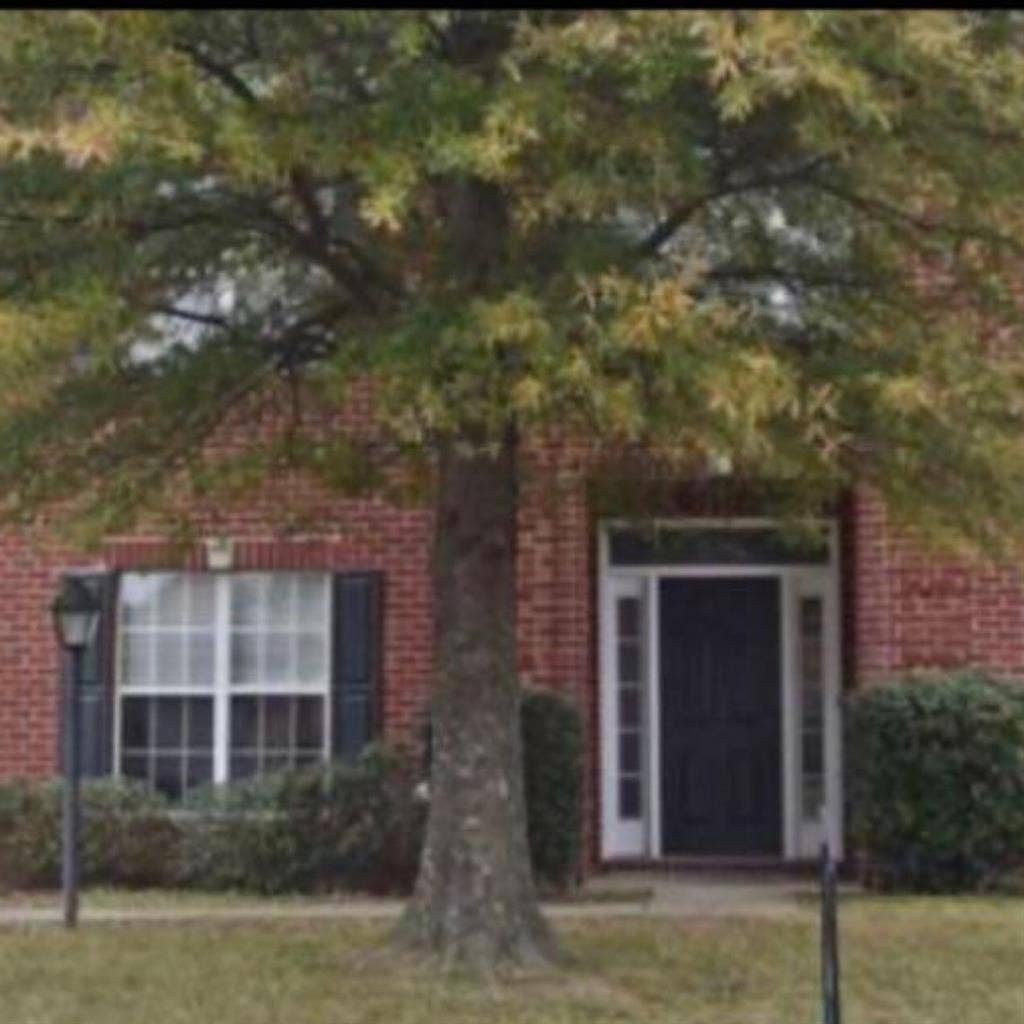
(798, 595), (825, 821)
(616, 594), (644, 820)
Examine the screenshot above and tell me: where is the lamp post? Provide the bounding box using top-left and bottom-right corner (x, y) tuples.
(51, 575), (101, 930)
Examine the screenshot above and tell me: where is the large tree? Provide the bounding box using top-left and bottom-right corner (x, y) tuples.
(2, 11), (1024, 967)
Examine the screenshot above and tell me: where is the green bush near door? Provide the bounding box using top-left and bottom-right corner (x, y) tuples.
(846, 672), (1024, 892)
(521, 689), (584, 891)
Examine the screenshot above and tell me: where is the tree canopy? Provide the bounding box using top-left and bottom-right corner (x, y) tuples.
(1, 10), (1023, 546)
(4, 8), (1024, 971)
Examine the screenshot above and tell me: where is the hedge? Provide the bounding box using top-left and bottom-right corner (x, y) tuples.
(846, 672), (1024, 892)
(0, 745), (423, 895)
(0, 688), (585, 895)
(0, 778), (179, 890)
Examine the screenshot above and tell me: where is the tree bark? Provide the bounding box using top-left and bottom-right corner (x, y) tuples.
(395, 431), (558, 970)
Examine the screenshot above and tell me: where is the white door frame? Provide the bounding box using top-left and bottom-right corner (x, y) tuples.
(598, 518), (843, 861)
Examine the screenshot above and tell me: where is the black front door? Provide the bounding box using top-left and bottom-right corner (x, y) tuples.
(660, 577), (782, 855)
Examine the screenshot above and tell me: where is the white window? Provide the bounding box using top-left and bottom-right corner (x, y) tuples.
(117, 572), (331, 799)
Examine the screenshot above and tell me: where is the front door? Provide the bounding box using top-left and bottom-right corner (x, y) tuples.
(659, 577), (782, 855)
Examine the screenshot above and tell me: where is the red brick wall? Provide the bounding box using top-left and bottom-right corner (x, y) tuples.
(0, 531), (79, 777)
(848, 489), (1024, 681)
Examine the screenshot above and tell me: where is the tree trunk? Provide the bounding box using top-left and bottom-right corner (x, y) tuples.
(395, 432), (558, 970)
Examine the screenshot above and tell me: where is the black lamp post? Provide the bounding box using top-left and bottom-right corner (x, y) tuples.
(51, 575), (101, 930)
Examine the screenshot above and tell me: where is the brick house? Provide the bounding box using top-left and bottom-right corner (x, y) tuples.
(2, 400), (1022, 868)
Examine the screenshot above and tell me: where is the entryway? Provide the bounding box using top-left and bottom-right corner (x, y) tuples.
(599, 520), (842, 863)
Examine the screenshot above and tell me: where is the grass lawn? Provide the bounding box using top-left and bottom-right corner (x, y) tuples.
(0, 897), (1020, 1023)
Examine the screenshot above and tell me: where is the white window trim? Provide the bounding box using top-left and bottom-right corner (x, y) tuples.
(600, 575), (648, 858)
(598, 518), (843, 862)
(113, 572), (333, 793)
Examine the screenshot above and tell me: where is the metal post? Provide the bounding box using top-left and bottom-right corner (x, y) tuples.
(62, 646), (82, 930)
(820, 839), (842, 1024)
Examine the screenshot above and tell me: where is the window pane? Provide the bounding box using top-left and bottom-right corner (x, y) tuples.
(154, 756), (183, 800)
(263, 754), (290, 776)
(120, 576), (156, 627)
(803, 774), (825, 820)
(231, 697), (258, 749)
(156, 575), (185, 625)
(263, 633), (291, 684)
(121, 634), (151, 687)
(802, 688), (823, 728)
(297, 634), (325, 684)
(800, 596), (825, 824)
(297, 576), (326, 627)
(188, 576), (215, 626)
(619, 777), (641, 820)
(230, 755), (257, 781)
(802, 644), (822, 687)
(121, 754), (149, 784)
(619, 687), (641, 729)
(121, 697), (150, 749)
(186, 633), (215, 688)
(615, 590), (645, 826)
(803, 732), (823, 774)
(617, 597), (639, 638)
(610, 527), (829, 566)
(154, 634), (184, 687)
(264, 696), (292, 749)
(187, 698), (213, 748)
(618, 642), (640, 684)
(231, 575), (261, 626)
(231, 634), (259, 685)
(186, 755), (213, 793)
(155, 697), (183, 748)
(267, 576), (292, 627)
(619, 732), (641, 774)
(296, 697), (323, 749)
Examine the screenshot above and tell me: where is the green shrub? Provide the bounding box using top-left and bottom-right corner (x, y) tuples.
(80, 780), (181, 887)
(0, 778), (180, 890)
(0, 780), (60, 889)
(178, 744), (424, 895)
(846, 672), (1024, 892)
(0, 746), (423, 896)
(521, 688), (583, 891)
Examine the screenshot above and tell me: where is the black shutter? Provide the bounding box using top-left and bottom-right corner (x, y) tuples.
(57, 571), (119, 777)
(331, 572), (383, 761)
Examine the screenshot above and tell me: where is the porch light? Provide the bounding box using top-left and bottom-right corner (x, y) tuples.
(51, 576), (101, 650)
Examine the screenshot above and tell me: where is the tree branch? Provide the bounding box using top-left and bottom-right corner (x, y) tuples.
(173, 42), (259, 105)
(638, 155), (832, 257)
(286, 168), (406, 309)
(812, 180), (1024, 259)
(703, 264), (875, 290)
(151, 305), (232, 330)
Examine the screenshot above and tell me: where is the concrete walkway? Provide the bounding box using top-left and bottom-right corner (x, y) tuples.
(587, 870), (847, 918)
(0, 874), (845, 929)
